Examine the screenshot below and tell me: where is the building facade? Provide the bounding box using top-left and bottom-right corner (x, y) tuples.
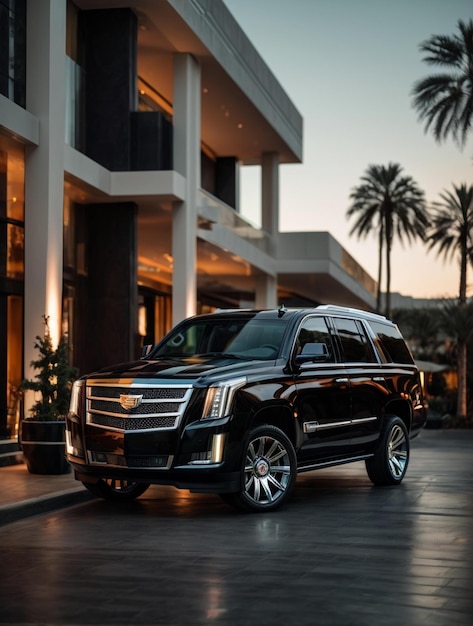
(0, 0), (376, 439)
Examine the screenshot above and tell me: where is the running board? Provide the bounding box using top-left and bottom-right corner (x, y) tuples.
(297, 454), (374, 473)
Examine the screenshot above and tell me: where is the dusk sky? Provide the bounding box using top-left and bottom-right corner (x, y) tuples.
(224, 0), (473, 300)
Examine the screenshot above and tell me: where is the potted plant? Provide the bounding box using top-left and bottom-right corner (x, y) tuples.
(20, 316), (78, 474)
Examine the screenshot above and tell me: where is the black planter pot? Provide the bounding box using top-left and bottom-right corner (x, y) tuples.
(20, 420), (71, 475)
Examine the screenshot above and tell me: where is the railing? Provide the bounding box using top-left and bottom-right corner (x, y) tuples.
(198, 189), (273, 255)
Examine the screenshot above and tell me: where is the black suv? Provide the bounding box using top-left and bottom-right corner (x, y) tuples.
(65, 305), (426, 512)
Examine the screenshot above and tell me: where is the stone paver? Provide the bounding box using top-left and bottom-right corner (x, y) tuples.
(0, 429), (472, 625)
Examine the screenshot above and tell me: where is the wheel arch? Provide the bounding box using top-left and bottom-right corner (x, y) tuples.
(250, 402), (297, 449)
(384, 399), (412, 433)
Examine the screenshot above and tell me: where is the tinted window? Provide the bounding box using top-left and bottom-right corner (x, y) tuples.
(295, 316), (334, 362)
(333, 318), (376, 363)
(369, 321), (414, 364)
(153, 317), (288, 359)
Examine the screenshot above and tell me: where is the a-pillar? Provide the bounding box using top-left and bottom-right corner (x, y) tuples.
(172, 53), (200, 326)
(23, 0), (66, 387)
(257, 151), (279, 307)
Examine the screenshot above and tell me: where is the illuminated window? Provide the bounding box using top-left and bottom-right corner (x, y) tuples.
(0, 134), (25, 280)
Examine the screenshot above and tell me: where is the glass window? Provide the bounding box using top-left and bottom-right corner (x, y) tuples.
(333, 318), (376, 363)
(6, 222), (23, 278)
(295, 316), (334, 362)
(0, 135), (25, 280)
(369, 321), (414, 364)
(153, 316), (288, 360)
(0, 0), (26, 107)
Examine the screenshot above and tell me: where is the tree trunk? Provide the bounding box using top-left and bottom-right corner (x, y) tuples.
(459, 243), (467, 304)
(456, 338), (468, 421)
(456, 240), (468, 420)
(385, 216), (392, 318)
(376, 228), (383, 313)
(385, 248), (391, 318)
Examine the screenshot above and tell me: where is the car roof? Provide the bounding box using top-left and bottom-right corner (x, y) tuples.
(210, 304), (390, 324)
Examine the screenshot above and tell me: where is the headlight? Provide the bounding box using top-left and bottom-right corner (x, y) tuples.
(201, 377), (247, 419)
(69, 380), (83, 417)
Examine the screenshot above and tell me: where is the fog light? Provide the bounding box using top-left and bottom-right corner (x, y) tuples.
(211, 433), (225, 463)
(189, 433), (226, 465)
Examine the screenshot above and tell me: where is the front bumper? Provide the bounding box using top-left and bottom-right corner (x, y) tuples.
(65, 413), (243, 494)
(71, 463), (241, 494)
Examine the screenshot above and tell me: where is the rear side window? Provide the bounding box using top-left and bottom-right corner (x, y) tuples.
(369, 321), (414, 364)
(332, 318), (377, 363)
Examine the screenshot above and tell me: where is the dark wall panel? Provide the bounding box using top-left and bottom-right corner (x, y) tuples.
(84, 202), (138, 372)
(79, 8), (137, 170)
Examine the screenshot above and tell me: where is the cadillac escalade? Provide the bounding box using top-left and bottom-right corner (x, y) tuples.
(65, 305), (426, 512)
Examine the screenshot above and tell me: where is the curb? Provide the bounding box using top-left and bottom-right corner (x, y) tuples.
(0, 488), (94, 527)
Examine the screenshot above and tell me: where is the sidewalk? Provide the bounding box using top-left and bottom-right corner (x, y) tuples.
(0, 462), (93, 526)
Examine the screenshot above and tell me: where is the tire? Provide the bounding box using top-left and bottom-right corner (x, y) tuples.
(365, 416), (409, 486)
(221, 424), (297, 513)
(82, 478), (150, 501)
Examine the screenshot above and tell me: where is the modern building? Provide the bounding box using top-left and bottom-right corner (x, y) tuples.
(0, 0), (376, 441)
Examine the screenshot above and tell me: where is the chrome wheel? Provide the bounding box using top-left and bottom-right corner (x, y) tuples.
(387, 424), (408, 479)
(222, 425), (297, 512)
(366, 416), (410, 486)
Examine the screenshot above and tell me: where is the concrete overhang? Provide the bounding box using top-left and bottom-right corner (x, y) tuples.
(0, 95), (39, 146)
(64, 145), (186, 204)
(74, 0), (303, 165)
(276, 232), (377, 310)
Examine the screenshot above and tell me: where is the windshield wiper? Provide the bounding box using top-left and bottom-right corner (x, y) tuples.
(196, 352), (249, 360)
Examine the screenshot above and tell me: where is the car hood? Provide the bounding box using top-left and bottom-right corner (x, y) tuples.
(85, 354), (275, 383)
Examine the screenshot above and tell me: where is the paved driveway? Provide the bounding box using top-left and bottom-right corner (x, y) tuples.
(0, 429), (472, 625)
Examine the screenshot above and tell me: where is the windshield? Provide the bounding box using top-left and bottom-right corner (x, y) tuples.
(151, 316), (288, 360)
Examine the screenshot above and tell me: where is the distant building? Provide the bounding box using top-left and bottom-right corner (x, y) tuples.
(0, 0), (376, 438)
(387, 293), (455, 311)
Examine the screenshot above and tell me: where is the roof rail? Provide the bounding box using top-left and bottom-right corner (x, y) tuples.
(315, 305), (387, 321)
(213, 308), (253, 314)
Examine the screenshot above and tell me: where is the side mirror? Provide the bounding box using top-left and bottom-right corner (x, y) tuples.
(141, 344), (153, 358)
(294, 342), (330, 365)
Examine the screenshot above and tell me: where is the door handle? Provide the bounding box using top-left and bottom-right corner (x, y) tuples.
(334, 377), (349, 384)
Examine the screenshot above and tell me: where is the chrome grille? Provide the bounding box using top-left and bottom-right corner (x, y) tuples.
(89, 386), (188, 400)
(89, 399), (182, 415)
(91, 414), (178, 431)
(86, 381), (193, 432)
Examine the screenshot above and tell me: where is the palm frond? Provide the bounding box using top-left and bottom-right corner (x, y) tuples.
(411, 19), (473, 147)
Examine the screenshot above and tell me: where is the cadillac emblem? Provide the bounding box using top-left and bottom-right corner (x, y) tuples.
(119, 394), (143, 411)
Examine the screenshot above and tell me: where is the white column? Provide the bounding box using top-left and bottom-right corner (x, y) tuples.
(24, 0), (66, 382)
(261, 151), (279, 240)
(255, 275), (277, 310)
(172, 53), (200, 326)
(258, 151), (279, 307)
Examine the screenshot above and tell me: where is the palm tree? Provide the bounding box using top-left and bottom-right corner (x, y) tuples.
(346, 163), (427, 317)
(427, 184), (473, 421)
(437, 300), (473, 422)
(411, 19), (473, 149)
(427, 184), (473, 304)
(393, 307), (442, 361)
